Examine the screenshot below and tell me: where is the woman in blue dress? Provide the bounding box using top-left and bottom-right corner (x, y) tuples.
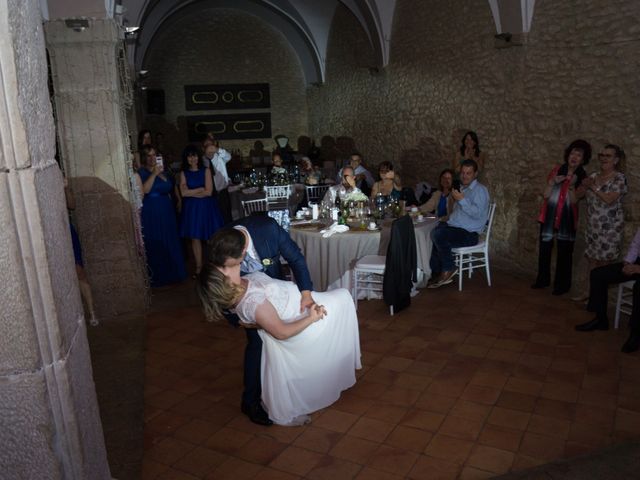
(179, 145), (224, 277)
(136, 145), (187, 287)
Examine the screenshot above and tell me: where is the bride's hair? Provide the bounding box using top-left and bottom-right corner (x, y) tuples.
(197, 264), (244, 321)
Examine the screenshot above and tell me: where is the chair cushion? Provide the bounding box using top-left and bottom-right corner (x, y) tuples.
(451, 240), (486, 253)
(355, 255), (386, 271)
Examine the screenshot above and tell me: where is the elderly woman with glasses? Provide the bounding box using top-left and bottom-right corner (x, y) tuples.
(571, 144), (628, 302)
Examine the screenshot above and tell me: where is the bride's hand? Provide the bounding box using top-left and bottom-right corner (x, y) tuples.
(308, 304), (326, 322)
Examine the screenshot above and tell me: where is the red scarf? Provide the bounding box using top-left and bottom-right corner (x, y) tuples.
(537, 165), (578, 230)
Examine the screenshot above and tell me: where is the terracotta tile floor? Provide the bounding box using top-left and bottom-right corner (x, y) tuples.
(142, 271), (640, 479)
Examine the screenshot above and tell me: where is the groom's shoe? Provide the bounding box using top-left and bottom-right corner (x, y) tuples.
(241, 403), (273, 426)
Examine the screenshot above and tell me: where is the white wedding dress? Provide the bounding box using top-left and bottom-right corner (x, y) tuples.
(235, 272), (362, 426)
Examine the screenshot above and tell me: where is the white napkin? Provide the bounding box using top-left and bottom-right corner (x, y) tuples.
(320, 223), (350, 238)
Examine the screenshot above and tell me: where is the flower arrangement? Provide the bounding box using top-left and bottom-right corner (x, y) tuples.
(343, 191), (369, 202)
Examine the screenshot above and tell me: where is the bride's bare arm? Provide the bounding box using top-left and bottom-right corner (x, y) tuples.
(254, 301), (326, 340)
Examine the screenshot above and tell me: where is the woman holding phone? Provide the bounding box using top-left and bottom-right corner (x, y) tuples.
(136, 144), (187, 287)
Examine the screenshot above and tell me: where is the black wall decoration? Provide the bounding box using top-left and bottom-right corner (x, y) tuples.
(184, 83), (270, 110)
(186, 113), (272, 141)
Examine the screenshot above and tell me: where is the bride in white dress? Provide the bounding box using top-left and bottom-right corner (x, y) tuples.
(199, 265), (361, 426)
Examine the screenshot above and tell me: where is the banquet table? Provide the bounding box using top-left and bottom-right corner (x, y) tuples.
(228, 183), (305, 220)
(290, 216), (439, 292)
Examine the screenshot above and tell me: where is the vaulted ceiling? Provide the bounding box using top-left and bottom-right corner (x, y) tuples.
(42, 0), (536, 85)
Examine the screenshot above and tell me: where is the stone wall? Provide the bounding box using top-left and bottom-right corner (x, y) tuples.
(142, 7), (308, 157)
(308, 0), (640, 276)
(45, 19), (148, 318)
(0, 1), (110, 477)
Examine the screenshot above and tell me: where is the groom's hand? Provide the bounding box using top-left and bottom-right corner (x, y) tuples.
(300, 290), (315, 312)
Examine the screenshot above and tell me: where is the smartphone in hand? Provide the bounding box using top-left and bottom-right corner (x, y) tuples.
(155, 155), (164, 171)
(452, 179), (461, 191)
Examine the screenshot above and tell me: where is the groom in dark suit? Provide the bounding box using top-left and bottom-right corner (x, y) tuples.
(208, 215), (314, 425)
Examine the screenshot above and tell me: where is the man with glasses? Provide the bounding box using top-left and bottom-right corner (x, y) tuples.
(320, 166), (362, 211)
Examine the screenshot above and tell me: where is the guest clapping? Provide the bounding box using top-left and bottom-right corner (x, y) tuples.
(573, 144), (627, 301)
(420, 168), (455, 219)
(136, 145), (187, 287)
(532, 139), (590, 295)
(179, 145), (224, 277)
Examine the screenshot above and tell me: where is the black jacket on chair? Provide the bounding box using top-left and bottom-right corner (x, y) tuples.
(383, 215), (417, 313)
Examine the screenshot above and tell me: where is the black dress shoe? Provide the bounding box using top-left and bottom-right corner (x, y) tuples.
(621, 333), (640, 354)
(531, 281), (550, 289)
(241, 403), (273, 426)
(575, 317), (609, 332)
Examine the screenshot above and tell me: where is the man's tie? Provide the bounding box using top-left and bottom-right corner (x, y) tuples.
(241, 254), (263, 274)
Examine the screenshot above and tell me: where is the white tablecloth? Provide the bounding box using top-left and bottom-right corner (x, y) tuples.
(290, 217), (438, 292)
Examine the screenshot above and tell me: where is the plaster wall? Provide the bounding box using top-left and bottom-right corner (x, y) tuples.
(308, 0), (640, 276)
(0, 1), (110, 477)
(45, 19), (148, 317)
(142, 7), (308, 156)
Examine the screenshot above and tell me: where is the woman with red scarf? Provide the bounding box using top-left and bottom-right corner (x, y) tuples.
(532, 139), (591, 295)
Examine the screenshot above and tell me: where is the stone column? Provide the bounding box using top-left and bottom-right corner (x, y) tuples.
(45, 18), (147, 318)
(0, 0), (110, 478)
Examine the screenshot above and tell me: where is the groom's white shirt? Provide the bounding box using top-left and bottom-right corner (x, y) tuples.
(233, 225), (261, 263)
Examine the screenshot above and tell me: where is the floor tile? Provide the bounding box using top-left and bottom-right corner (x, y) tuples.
(384, 425), (432, 453)
(293, 426), (343, 454)
(477, 424), (523, 452)
(408, 454), (461, 480)
(269, 445), (324, 476)
(367, 444), (419, 476)
(234, 435), (288, 465)
(518, 431), (566, 461)
(487, 406), (531, 430)
(424, 434), (474, 464)
(526, 414), (571, 439)
(329, 435), (380, 464)
(466, 444), (515, 475)
(348, 417), (395, 442)
(437, 414), (483, 441)
(401, 408), (446, 432)
(364, 403), (409, 424)
(204, 426), (253, 455)
(314, 409), (360, 433)
(355, 467), (404, 479)
(171, 446), (227, 477)
(306, 456), (362, 480)
(460, 384), (501, 405)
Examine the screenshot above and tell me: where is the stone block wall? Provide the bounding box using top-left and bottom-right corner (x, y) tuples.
(308, 0), (640, 276)
(46, 19), (148, 318)
(1, 1), (110, 477)
(142, 7), (308, 157)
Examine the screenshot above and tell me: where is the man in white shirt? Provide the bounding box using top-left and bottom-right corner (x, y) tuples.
(336, 153), (375, 195)
(204, 142), (232, 223)
(321, 166), (362, 211)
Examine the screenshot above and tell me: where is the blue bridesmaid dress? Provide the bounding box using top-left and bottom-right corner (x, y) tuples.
(179, 168), (224, 240)
(139, 168), (187, 287)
